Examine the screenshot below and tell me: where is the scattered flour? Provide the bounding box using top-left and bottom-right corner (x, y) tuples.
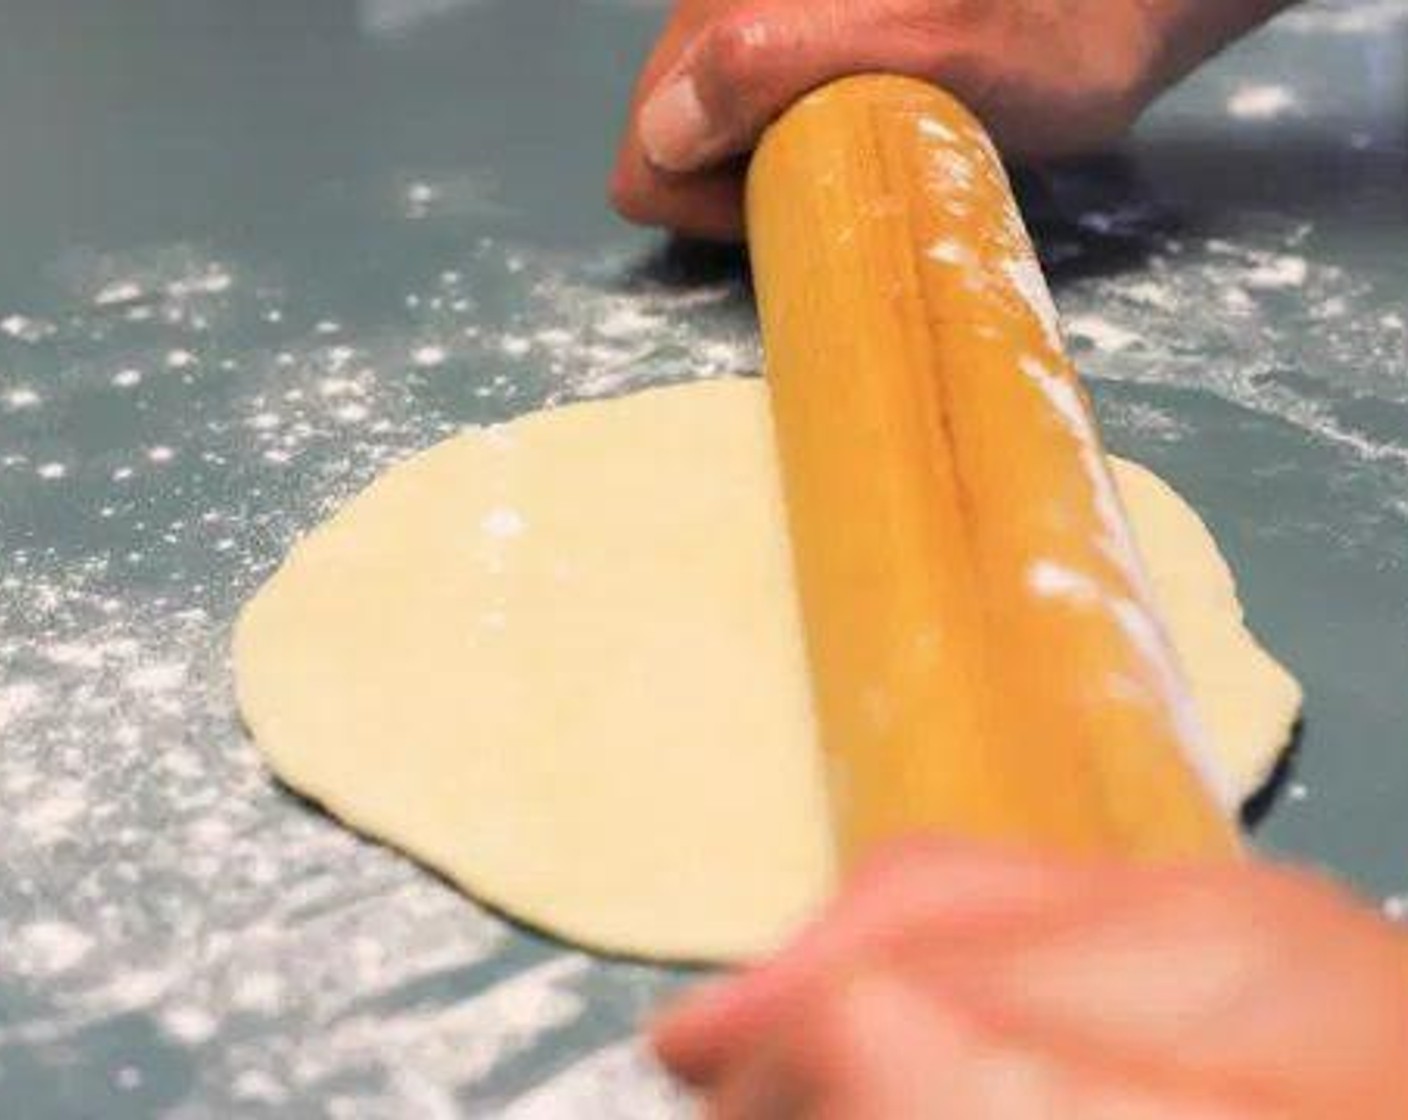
(126, 660), (187, 692)
(5, 176), (1403, 1111)
(1, 314), (57, 343)
(1281, 0), (1408, 35)
(411, 344), (447, 368)
(17, 921), (94, 976)
(0, 682), (42, 729)
(1062, 219), (1408, 478)
(1245, 254), (1309, 290)
(94, 280), (146, 307)
(1227, 83), (1300, 121)
(481, 507), (526, 538)
(1066, 314), (1141, 354)
(4, 387), (41, 410)
(162, 1005), (220, 1045)
(499, 1040), (686, 1120)
(17, 785), (87, 843)
(0, 236), (738, 1113)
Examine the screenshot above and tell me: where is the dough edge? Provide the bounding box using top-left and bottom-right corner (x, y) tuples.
(234, 377), (1303, 964)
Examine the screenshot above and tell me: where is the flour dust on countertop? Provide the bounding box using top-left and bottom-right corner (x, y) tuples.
(4, 214), (1407, 1111)
(0, 236), (749, 1116)
(6, 17), (1408, 1108)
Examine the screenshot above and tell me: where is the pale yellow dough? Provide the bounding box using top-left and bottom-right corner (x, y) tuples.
(234, 378), (1301, 963)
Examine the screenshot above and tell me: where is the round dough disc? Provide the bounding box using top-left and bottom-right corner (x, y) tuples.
(235, 377), (1301, 963)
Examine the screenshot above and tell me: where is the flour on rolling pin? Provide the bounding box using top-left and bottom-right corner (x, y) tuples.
(915, 122), (1228, 800)
(749, 76), (1241, 860)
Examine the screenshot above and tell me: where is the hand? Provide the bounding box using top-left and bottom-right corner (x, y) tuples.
(651, 840), (1408, 1117)
(610, 0), (1293, 239)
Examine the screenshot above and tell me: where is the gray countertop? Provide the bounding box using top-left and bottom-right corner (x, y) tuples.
(1, 1), (1405, 1114)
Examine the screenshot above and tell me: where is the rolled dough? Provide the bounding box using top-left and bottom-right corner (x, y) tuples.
(234, 377), (1302, 963)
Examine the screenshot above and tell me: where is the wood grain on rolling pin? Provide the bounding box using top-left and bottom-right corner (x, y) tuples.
(747, 76), (1240, 865)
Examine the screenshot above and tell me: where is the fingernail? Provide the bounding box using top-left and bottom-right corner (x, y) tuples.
(638, 76), (712, 173)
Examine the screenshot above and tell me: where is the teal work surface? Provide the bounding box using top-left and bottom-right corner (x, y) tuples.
(1, 1), (1405, 1114)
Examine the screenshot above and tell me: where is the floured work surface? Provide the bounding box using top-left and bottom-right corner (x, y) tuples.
(236, 378), (1302, 963)
(4, 3), (1407, 1113)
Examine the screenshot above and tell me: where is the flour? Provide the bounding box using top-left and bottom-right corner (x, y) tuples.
(1017, 355), (1207, 768)
(1028, 560), (1100, 603)
(162, 1005), (219, 1045)
(499, 1040), (687, 1120)
(1020, 354), (1090, 437)
(1112, 594), (1228, 802)
(1281, 0), (1408, 34)
(1003, 256), (1064, 351)
(0, 682), (41, 729)
(1, 112), (1396, 1105)
(412, 344), (448, 368)
(18, 924), (92, 981)
(595, 305), (665, 340)
(479, 507), (526, 539)
(926, 238), (967, 265)
(167, 266), (233, 299)
(0, 234), (733, 1112)
(1062, 220), (1408, 483)
(1244, 254), (1308, 290)
(4, 386), (40, 409)
(917, 115), (959, 143)
(126, 660), (187, 692)
(1, 314), (57, 343)
(1067, 314), (1142, 354)
(1227, 84), (1300, 121)
(16, 785), (87, 843)
(928, 148), (976, 193)
(334, 402), (371, 423)
(94, 280), (146, 307)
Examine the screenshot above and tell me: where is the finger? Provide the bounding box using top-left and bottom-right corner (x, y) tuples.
(634, 0), (950, 175)
(894, 864), (1408, 1110)
(708, 961), (1269, 1120)
(707, 968), (974, 1120)
(609, 1), (749, 237)
(608, 154), (747, 241)
(610, 0), (961, 235)
(653, 839), (1101, 1085)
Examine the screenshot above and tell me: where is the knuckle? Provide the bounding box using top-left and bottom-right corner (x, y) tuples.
(885, 0), (982, 61)
(1083, 31), (1156, 125)
(701, 16), (768, 89)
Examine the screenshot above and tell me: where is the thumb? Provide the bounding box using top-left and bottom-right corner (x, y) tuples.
(635, 0), (943, 174)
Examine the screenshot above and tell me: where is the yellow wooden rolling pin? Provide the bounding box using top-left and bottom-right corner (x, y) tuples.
(747, 75), (1240, 867)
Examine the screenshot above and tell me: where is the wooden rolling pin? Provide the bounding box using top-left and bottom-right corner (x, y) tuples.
(747, 75), (1240, 867)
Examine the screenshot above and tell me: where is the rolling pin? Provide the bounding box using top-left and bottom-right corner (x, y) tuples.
(747, 75), (1241, 867)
